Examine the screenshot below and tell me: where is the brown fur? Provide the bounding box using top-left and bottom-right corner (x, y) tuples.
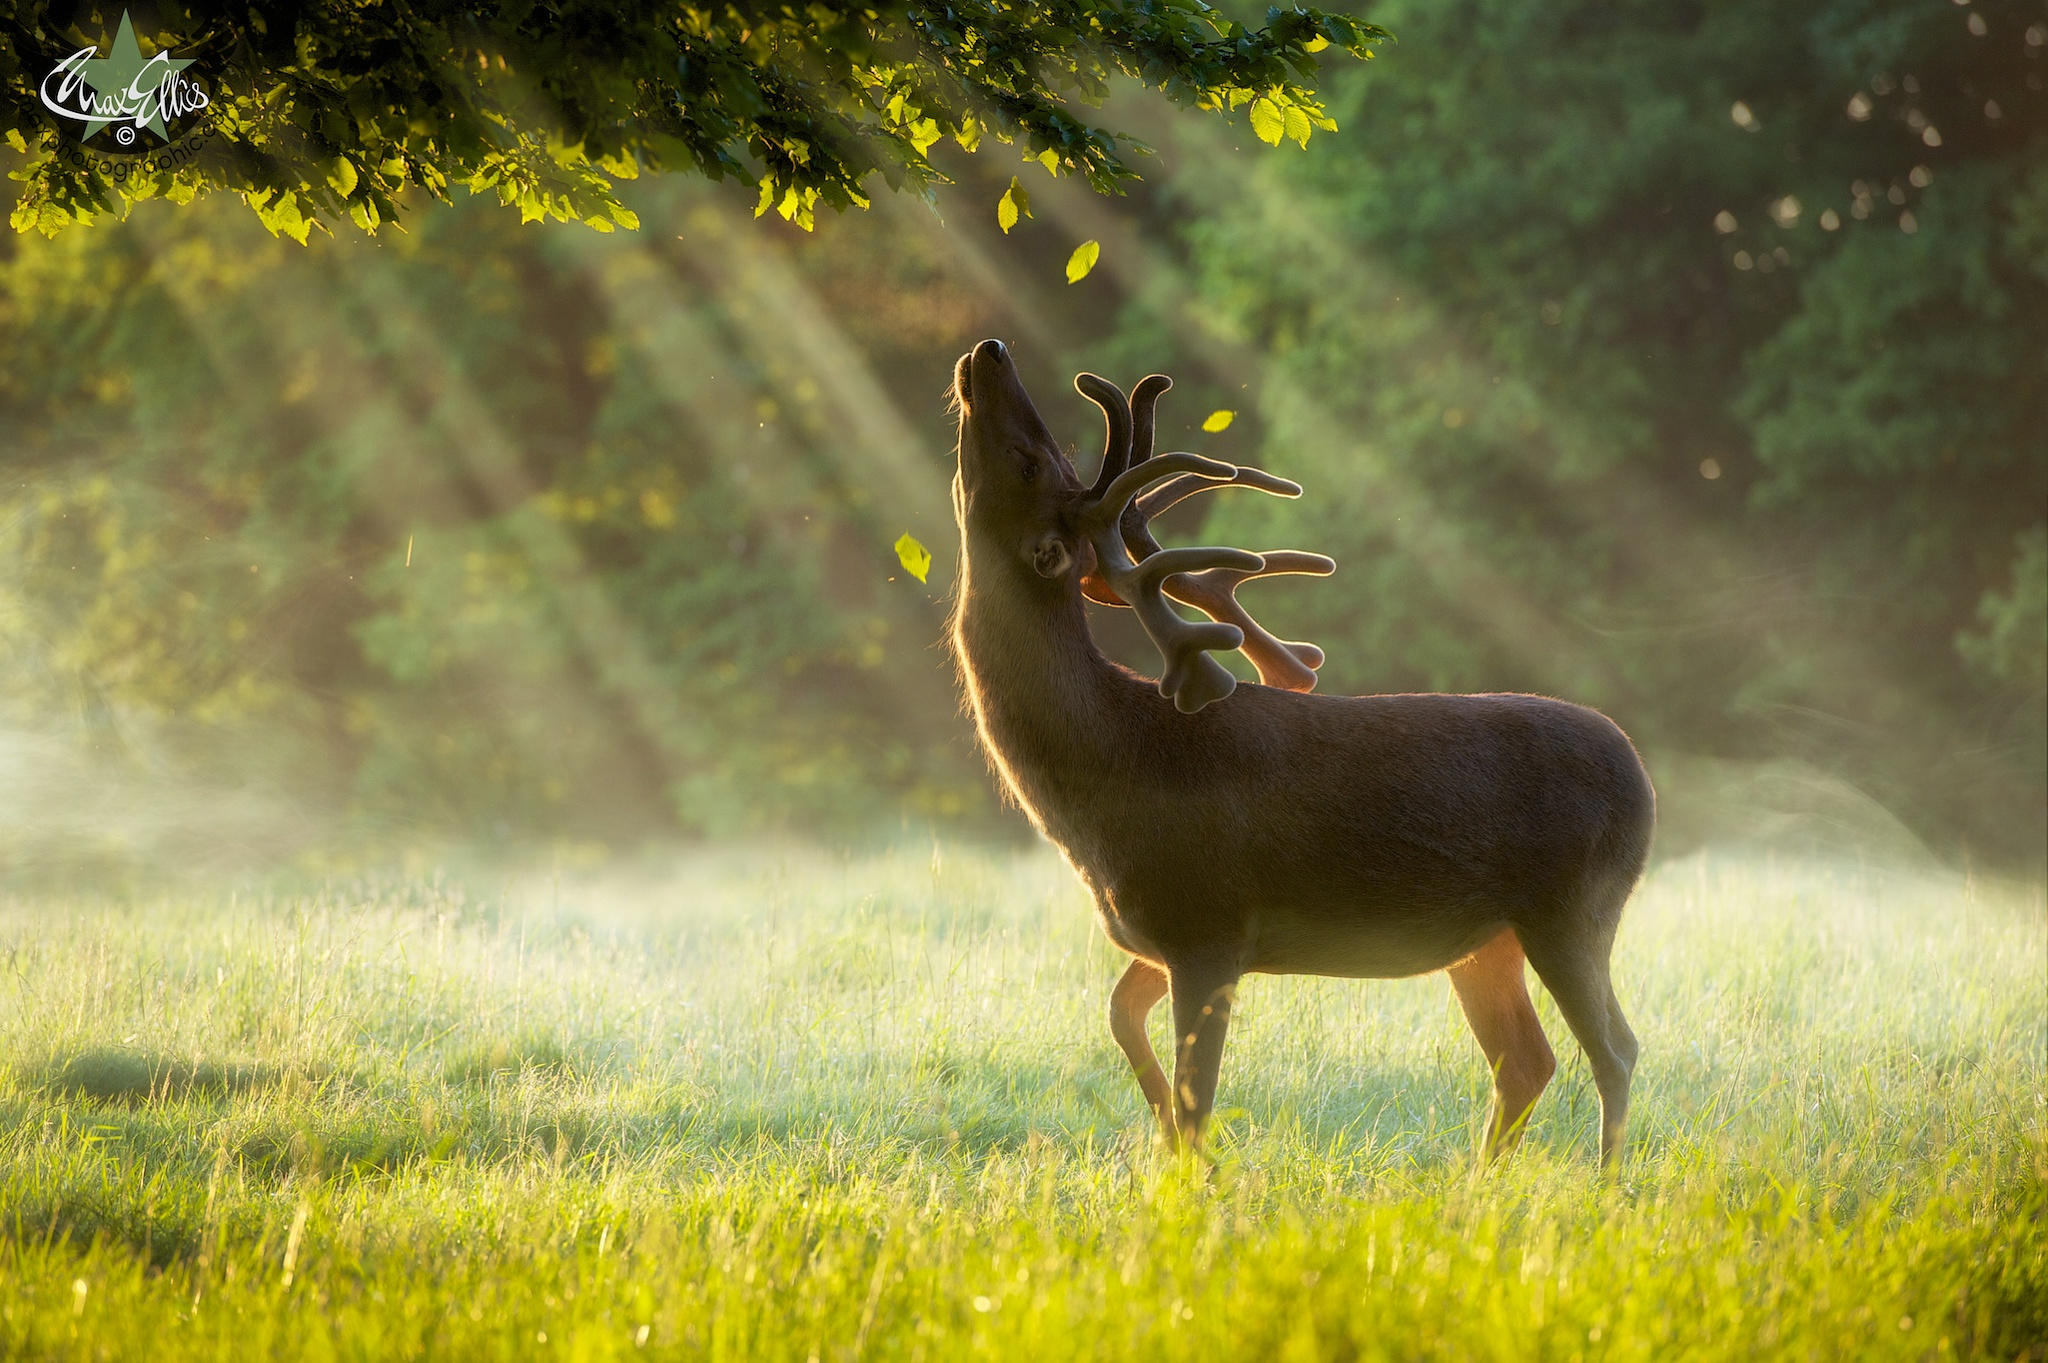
(948, 340), (1654, 1164)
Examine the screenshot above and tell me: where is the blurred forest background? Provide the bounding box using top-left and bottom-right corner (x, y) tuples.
(3, 0), (2043, 877)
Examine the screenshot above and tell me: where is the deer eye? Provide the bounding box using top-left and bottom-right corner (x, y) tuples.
(1019, 459), (1039, 483)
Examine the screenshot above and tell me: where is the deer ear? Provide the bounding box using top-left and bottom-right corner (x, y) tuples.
(1031, 534), (1074, 578)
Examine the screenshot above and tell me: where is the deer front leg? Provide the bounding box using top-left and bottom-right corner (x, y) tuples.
(1109, 958), (1173, 1139)
(1167, 960), (1241, 1153)
(1447, 928), (1556, 1163)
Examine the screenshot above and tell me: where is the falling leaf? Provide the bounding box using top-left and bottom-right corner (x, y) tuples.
(894, 532), (932, 583)
(1065, 239), (1100, 284)
(997, 176), (1031, 234)
(1201, 409), (1236, 433)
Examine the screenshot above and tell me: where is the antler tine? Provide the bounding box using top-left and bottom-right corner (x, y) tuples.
(1078, 373), (1184, 608)
(1129, 545), (1266, 589)
(1137, 465), (1303, 519)
(1129, 374), (1172, 469)
(1118, 375), (1177, 561)
(1083, 452), (1237, 533)
(1076, 373), (1132, 499)
(1163, 551), (1336, 692)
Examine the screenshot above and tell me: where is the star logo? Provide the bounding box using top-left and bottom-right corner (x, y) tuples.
(78, 13), (192, 142)
(38, 10), (209, 147)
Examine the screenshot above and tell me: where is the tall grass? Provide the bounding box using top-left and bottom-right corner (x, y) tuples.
(0, 847), (2041, 1359)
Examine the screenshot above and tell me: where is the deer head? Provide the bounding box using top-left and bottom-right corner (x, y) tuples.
(952, 338), (1333, 713)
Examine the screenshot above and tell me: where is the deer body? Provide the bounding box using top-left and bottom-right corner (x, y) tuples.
(950, 340), (1652, 1163)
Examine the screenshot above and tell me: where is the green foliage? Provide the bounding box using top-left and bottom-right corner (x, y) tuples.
(0, 851), (2041, 1357)
(1958, 527), (2048, 697)
(0, 2), (1385, 240)
(0, 182), (979, 844)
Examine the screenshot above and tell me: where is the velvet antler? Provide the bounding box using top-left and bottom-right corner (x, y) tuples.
(1071, 373), (1334, 711)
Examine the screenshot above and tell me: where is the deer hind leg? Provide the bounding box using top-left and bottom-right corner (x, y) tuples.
(1521, 921), (1635, 1168)
(1448, 928), (1556, 1163)
(1166, 958), (1241, 1153)
(1109, 958), (1173, 1139)
(1608, 983), (1640, 1073)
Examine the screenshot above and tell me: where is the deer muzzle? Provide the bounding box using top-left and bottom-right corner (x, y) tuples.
(957, 338), (1020, 413)
(956, 340), (1062, 473)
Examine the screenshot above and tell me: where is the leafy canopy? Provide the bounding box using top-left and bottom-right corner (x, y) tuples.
(0, 2), (1385, 240)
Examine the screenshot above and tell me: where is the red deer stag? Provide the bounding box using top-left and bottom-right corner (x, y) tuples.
(948, 340), (1654, 1164)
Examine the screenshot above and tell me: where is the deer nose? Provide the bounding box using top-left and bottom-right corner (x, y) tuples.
(973, 338), (1009, 366)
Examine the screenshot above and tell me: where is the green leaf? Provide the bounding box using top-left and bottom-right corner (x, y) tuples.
(0, 5), (1384, 241)
(893, 532), (932, 583)
(1201, 409), (1236, 432)
(1249, 96), (1286, 146)
(1283, 105), (1313, 149)
(997, 176), (1031, 234)
(1065, 239), (1100, 284)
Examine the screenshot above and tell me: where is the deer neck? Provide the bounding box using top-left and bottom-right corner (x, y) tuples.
(951, 542), (1133, 830)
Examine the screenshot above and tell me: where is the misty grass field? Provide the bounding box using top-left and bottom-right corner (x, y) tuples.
(0, 847), (2041, 1360)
